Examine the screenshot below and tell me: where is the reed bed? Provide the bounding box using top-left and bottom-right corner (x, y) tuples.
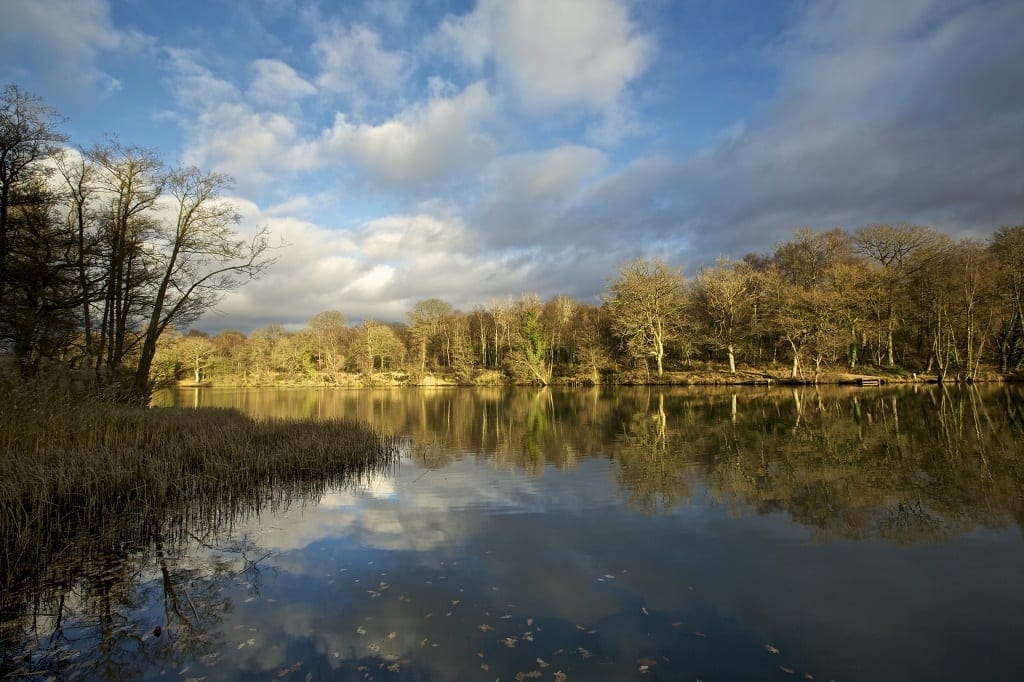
(0, 379), (397, 595)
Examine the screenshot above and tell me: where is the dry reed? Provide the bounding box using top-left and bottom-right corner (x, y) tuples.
(0, 378), (397, 595)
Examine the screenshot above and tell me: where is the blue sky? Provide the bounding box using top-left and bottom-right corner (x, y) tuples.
(2, 0), (1022, 330)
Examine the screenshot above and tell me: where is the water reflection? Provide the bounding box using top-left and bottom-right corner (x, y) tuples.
(158, 384), (1024, 542)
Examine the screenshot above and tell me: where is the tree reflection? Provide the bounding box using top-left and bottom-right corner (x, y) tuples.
(245, 384), (1024, 542)
(1, 474), (372, 679)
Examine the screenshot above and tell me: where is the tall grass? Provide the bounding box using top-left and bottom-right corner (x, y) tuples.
(0, 378), (397, 595)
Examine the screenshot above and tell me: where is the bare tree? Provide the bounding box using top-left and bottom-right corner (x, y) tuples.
(693, 257), (753, 374)
(407, 298), (453, 371)
(0, 84), (66, 301)
(129, 165), (271, 400)
(605, 258), (687, 376)
(854, 223), (947, 366)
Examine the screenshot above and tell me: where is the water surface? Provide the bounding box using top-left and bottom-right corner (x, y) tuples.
(4, 385), (1023, 680)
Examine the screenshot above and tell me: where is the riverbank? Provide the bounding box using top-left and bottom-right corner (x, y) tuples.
(176, 365), (1014, 389)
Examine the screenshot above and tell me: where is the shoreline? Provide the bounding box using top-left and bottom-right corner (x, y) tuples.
(172, 367), (1019, 390)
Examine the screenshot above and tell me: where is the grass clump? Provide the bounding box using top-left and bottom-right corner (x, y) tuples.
(0, 378), (397, 594)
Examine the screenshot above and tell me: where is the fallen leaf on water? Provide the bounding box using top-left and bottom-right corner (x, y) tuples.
(276, 662), (302, 678)
(805, 675), (815, 680)
(526, 618), (534, 626)
(481, 663), (489, 671)
(554, 672), (568, 682)
(764, 644), (780, 654)
(671, 622), (683, 628)
(639, 665), (650, 674)
(693, 631), (706, 638)
(367, 644), (380, 654)
(386, 663), (400, 673)
(425, 613), (434, 619)
(578, 648), (592, 659)
(387, 632), (397, 640)
(575, 625), (586, 632)
(536, 658), (549, 668)
(478, 624), (494, 632)
(603, 574), (615, 580)
(779, 666), (794, 674)
(514, 672), (542, 680)
(641, 607), (649, 616)
(587, 630), (597, 635)
(501, 637), (518, 649)
(522, 631), (534, 642)
(419, 639), (428, 647)
(636, 658), (658, 667)
(356, 626), (367, 635)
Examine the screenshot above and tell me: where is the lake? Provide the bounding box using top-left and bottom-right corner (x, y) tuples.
(3, 385), (1023, 680)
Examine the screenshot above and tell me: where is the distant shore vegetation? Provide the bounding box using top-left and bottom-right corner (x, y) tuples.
(155, 223), (1024, 388)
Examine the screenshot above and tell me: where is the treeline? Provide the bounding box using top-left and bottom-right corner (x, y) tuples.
(0, 84), (269, 401)
(157, 223), (1024, 386)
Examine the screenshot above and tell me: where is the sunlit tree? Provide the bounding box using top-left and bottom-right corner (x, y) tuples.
(605, 258), (687, 376)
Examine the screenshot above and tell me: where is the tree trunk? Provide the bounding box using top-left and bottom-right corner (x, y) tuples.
(727, 344), (736, 374)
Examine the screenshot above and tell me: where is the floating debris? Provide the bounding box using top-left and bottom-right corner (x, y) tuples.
(276, 662), (302, 678)
(764, 644), (780, 654)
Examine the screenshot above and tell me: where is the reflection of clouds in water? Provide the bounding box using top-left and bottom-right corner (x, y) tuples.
(237, 456), (549, 558)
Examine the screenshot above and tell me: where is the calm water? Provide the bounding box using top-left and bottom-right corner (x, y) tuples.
(4, 385), (1024, 680)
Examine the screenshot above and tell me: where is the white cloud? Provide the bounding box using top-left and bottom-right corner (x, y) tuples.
(435, 0), (651, 115)
(248, 58), (316, 107)
(0, 0), (126, 94)
(483, 145), (607, 203)
(314, 22), (410, 98)
(312, 81), (496, 188)
(186, 103), (305, 184)
(359, 214), (465, 260)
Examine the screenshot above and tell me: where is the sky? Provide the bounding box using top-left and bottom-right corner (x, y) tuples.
(1, 0), (1022, 331)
